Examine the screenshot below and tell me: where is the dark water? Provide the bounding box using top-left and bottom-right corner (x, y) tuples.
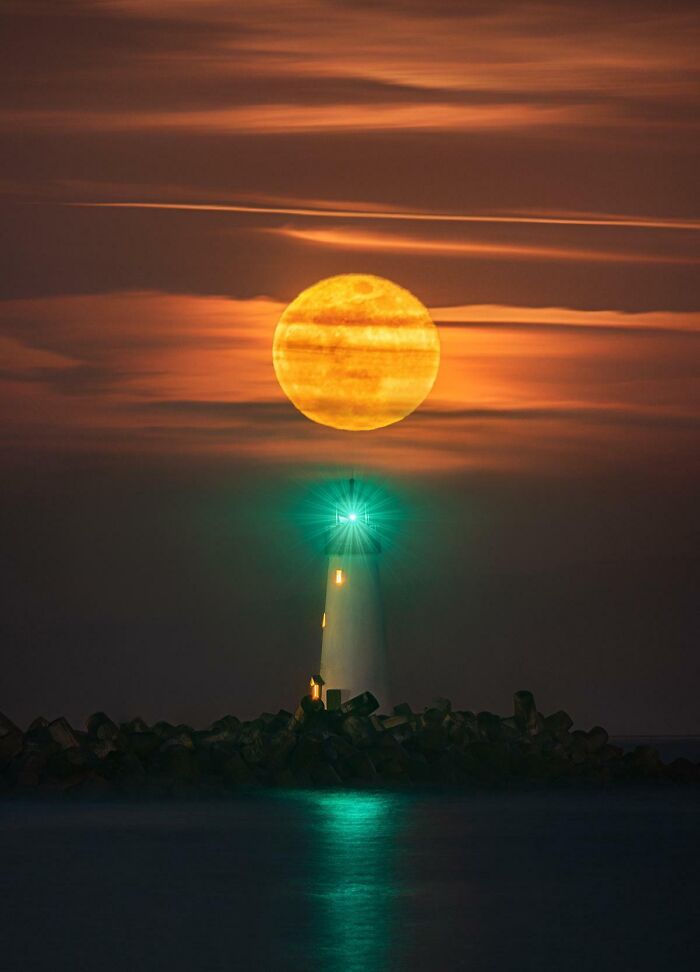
(1, 788), (699, 972)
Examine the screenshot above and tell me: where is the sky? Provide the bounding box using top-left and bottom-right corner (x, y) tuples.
(1, 0), (698, 732)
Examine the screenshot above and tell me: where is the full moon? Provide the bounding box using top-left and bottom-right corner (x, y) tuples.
(272, 274), (440, 431)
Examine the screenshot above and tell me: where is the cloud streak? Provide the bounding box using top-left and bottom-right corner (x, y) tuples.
(431, 305), (700, 334)
(273, 226), (698, 266)
(3, 1), (698, 143)
(2, 290), (697, 474)
(66, 200), (700, 233)
(1, 102), (599, 136)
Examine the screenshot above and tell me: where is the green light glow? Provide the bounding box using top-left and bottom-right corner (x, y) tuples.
(289, 790), (405, 971)
(296, 475), (404, 559)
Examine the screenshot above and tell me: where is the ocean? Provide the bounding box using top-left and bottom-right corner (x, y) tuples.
(1, 780), (698, 971)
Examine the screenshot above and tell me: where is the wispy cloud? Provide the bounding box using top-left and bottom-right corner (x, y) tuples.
(66, 199), (700, 233)
(272, 226), (698, 266)
(431, 305), (700, 334)
(0, 101), (597, 135)
(94, 0), (700, 108)
(2, 290), (697, 474)
(3, 1), (698, 140)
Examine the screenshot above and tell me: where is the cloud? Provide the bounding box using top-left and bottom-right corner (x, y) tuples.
(96, 0), (699, 108)
(65, 198), (700, 233)
(272, 226), (698, 266)
(432, 304), (700, 334)
(0, 102), (597, 136)
(2, 1), (697, 324)
(142, 397), (699, 433)
(1, 290), (697, 475)
(2, 1), (698, 140)
(0, 291), (283, 410)
(416, 404), (699, 431)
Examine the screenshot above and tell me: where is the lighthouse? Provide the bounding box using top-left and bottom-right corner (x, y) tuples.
(319, 479), (388, 710)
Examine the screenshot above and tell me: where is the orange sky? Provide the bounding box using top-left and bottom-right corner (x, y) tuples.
(1, 0), (699, 732)
(2, 289), (697, 474)
(1, 0), (698, 476)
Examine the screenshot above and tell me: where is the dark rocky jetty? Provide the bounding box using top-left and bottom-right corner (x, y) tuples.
(1, 691), (697, 798)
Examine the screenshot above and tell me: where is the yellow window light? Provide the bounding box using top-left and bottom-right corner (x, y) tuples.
(321, 612), (326, 628)
(309, 675), (324, 701)
(335, 568), (344, 585)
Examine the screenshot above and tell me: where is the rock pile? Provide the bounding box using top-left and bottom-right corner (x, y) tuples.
(1, 691), (697, 797)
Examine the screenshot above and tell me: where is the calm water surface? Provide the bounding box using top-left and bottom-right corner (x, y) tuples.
(1, 787), (698, 971)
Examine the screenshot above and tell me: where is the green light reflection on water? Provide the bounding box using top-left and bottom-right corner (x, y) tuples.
(293, 790), (405, 971)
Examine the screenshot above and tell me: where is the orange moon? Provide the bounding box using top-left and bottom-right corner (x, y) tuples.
(272, 274), (440, 431)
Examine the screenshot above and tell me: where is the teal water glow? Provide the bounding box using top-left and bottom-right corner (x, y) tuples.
(1, 790), (699, 969)
(291, 790), (405, 971)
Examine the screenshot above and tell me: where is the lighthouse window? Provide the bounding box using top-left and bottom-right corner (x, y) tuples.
(335, 568), (344, 585)
(321, 612), (326, 628)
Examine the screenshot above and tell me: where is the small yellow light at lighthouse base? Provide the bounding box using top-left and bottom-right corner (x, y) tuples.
(309, 675), (324, 701)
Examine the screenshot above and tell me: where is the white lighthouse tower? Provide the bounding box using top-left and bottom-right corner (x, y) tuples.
(318, 479), (388, 710)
